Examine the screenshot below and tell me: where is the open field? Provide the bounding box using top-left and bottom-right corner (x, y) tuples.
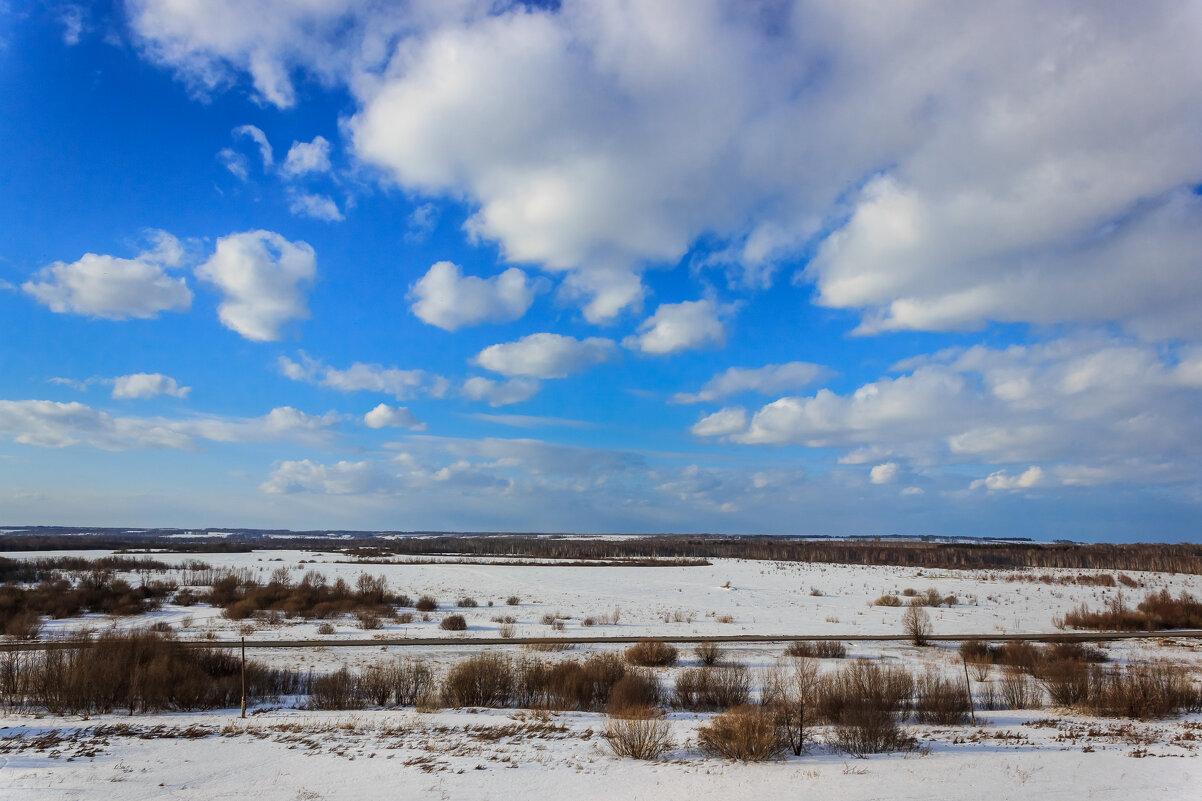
(2, 547), (1202, 799)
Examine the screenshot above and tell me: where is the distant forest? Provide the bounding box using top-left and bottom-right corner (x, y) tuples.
(2, 528), (1201, 575)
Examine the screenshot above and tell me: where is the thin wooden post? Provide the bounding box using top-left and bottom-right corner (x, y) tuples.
(961, 655), (976, 726)
(240, 636), (247, 719)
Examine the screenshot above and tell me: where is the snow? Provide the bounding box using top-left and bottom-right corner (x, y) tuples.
(2, 549), (1201, 798)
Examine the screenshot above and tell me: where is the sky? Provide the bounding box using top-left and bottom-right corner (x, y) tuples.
(1, 1), (1200, 541)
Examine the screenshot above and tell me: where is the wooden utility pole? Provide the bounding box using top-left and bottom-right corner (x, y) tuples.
(961, 655), (976, 726)
(240, 636), (247, 719)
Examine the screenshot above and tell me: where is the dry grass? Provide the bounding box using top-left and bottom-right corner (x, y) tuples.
(697, 705), (786, 761)
(603, 710), (673, 759)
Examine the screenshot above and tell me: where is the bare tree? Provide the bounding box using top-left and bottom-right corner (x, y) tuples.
(903, 604), (932, 646)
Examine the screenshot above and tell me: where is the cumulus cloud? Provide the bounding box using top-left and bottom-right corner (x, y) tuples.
(23, 230), (192, 320)
(282, 135), (332, 176)
(0, 400), (337, 450)
(695, 336), (1202, 490)
(261, 459), (383, 494)
(474, 333), (616, 379)
(869, 462), (899, 485)
(672, 362), (828, 404)
(279, 353), (447, 400)
(461, 376), (540, 407)
(624, 299), (727, 355)
(195, 230), (316, 341)
(409, 261), (542, 331)
(970, 466), (1046, 492)
(111, 373), (191, 400)
(129, 2), (1202, 334)
(288, 192), (343, 221)
(363, 403), (424, 430)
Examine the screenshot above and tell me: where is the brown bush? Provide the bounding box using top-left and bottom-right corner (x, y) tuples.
(913, 673), (970, 724)
(506, 595), (521, 605)
(316, 622), (336, 635)
(625, 640), (678, 668)
(607, 669), (661, 715)
(695, 641), (721, 666)
(674, 665), (751, 711)
(1037, 659), (1091, 707)
(457, 597), (479, 608)
(785, 640), (847, 659)
(998, 671), (1043, 709)
(415, 595), (439, 612)
(441, 653), (514, 707)
(814, 659), (914, 724)
(440, 614), (468, 631)
(697, 705), (786, 761)
(874, 594), (902, 607)
(515, 652), (629, 711)
(603, 710), (673, 759)
(311, 666), (364, 710)
(832, 704), (915, 757)
(1083, 662), (1196, 718)
(1061, 590), (1202, 631)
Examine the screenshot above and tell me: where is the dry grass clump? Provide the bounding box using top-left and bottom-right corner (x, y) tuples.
(874, 594), (902, 607)
(3, 630), (306, 715)
(913, 673), (970, 724)
(603, 709), (673, 759)
(316, 622), (336, 635)
(785, 640), (847, 659)
(625, 640), (678, 667)
(1061, 590), (1202, 631)
(695, 640), (721, 666)
(457, 597), (479, 608)
(441, 653), (515, 707)
(697, 705), (786, 761)
(506, 595), (521, 606)
(439, 614), (468, 631)
(674, 665), (751, 711)
(415, 595), (439, 612)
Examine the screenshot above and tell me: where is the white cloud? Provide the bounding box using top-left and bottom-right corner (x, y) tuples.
(695, 336), (1202, 490)
(690, 407), (747, 438)
(288, 192), (343, 221)
(59, 5), (86, 45)
(364, 403), (424, 430)
(461, 376), (540, 407)
(111, 373), (191, 400)
(282, 135), (332, 176)
(217, 147), (249, 179)
(970, 466), (1046, 492)
(279, 353), (447, 400)
(23, 231), (192, 320)
(0, 400), (337, 451)
(624, 299), (727, 355)
(405, 203), (439, 242)
(409, 261), (542, 331)
(261, 459), (383, 495)
(869, 462), (899, 485)
(130, 3), (1202, 334)
(195, 230), (316, 341)
(233, 124), (273, 167)
(672, 361), (828, 404)
(474, 333), (616, 379)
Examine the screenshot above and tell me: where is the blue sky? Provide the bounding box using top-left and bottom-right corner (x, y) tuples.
(1, 1), (1200, 540)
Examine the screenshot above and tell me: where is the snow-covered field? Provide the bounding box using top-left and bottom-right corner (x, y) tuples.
(2, 549), (1201, 799)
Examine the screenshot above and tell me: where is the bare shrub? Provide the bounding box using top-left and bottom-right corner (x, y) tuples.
(902, 604), (931, 646)
(674, 665), (751, 711)
(1037, 659), (1091, 707)
(441, 653), (514, 707)
(396, 612), (414, 624)
(356, 611), (382, 630)
(607, 669), (661, 715)
(815, 659), (914, 724)
(311, 666), (364, 710)
(913, 673), (970, 724)
(360, 663), (396, 706)
(457, 597), (479, 608)
(998, 671), (1042, 709)
(582, 617), (596, 627)
(506, 595), (521, 606)
(695, 641), (721, 666)
(499, 623), (516, 638)
(874, 594), (902, 607)
(785, 640), (846, 659)
(625, 640), (678, 668)
(440, 614), (468, 631)
(761, 657), (820, 756)
(540, 613), (556, 625)
(603, 710), (673, 760)
(697, 705), (786, 761)
(394, 659), (435, 706)
(832, 705), (915, 757)
(415, 595), (439, 612)
(1083, 662), (1196, 718)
